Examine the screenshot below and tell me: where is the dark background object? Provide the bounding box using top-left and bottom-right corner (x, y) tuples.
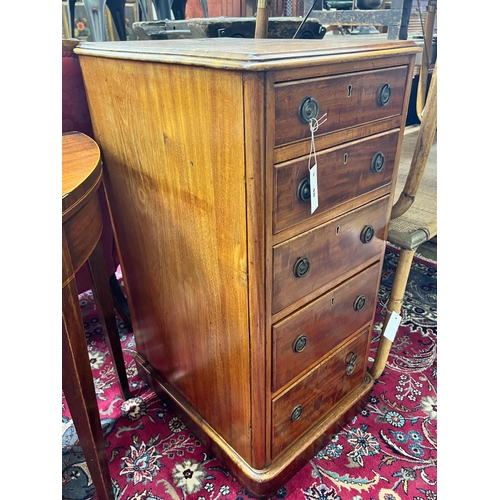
(356, 0), (382, 9)
(134, 17), (327, 39)
(153, 0), (188, 20)
(189, 17), (326, 38)
(324, 0), (353, 9)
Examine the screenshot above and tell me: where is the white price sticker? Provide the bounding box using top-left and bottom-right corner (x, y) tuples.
(310, 163), (318, 214)
(383, 310), (402, 343)
(307, 113), (326, 216)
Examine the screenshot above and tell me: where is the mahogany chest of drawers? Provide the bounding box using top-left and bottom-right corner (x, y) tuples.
(76, 37), (418, 497)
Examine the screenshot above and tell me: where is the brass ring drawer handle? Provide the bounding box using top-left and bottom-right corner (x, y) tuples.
(298, 96), (320, 124)
(346, 353), (358, 376)
(297, 178), (311, 202)
(353, 295), (366, 311)
(360, 225), (374, 244)
(377, 83), (392, 107)
(290, 405), (303, 421)
(292, 334), (307, 353)
(371, 151), (385, 173)
(294, 257), (311, 278)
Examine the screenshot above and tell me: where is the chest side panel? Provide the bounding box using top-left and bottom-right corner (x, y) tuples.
(79, 56), (253, 462)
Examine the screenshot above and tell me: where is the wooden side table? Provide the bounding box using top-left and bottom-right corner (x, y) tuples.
(62, 131), (130, 500)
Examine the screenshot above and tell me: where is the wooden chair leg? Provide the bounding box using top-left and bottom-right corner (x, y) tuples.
(370, 247), (416, 380)
(87, 240), (132, 400)
(109, 273), (133, 333)
(62, 280), (115, 500)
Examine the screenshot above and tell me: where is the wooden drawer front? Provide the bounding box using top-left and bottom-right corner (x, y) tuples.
(274, 66), (408, 147)
(272, 263), (379, 392)
(274, 130), (399, 233)
(271, 327), (369, 458)
(272, 196), (389, 314)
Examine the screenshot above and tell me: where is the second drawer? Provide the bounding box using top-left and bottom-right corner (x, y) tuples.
(273, 129), (399, 233)
(272, 263), (380, 392)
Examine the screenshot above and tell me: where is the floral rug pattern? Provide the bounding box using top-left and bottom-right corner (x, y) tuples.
(62, 246), (437, 500)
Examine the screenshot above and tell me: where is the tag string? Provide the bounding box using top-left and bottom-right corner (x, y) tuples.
(308, 113), (327, 171)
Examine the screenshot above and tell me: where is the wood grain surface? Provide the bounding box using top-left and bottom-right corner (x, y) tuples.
(62, 132), (102, 222)
(79, 55), (254, 462)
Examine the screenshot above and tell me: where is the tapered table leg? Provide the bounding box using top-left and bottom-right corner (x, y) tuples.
(62, 279), (115, 500)
(87, 240), (131, 400)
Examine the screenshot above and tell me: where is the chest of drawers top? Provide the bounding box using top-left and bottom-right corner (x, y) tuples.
(76, 37), (418, 68)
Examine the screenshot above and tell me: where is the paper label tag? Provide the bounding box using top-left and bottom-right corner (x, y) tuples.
(383, 310), (402, 343)
(310, 163), (318, 214)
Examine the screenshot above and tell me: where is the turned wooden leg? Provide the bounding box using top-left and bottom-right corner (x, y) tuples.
(370, 248), (415, 380)
(62, 280), (115, 500)
(87, 240), (131, 400)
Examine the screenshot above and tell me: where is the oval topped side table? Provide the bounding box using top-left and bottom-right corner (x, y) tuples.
(62, 131), (130, 500)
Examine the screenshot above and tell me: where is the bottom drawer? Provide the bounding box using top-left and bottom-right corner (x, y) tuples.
(271, 327), (369, 459)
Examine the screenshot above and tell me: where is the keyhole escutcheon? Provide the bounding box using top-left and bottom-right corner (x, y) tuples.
(347, 84), (353, 97)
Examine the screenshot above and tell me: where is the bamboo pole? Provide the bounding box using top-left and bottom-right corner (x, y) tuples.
(391, 59), (437, 220)
(370, 247), (416, 380)
(255, 0), (272, 38)
(416, 0), (436, 119)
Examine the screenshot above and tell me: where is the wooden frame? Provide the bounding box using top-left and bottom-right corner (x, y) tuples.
(302, 0), (405, 39)
(62, 3), (71, 38)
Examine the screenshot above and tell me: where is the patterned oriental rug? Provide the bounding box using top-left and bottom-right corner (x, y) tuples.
(62, 246), (437, 500)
